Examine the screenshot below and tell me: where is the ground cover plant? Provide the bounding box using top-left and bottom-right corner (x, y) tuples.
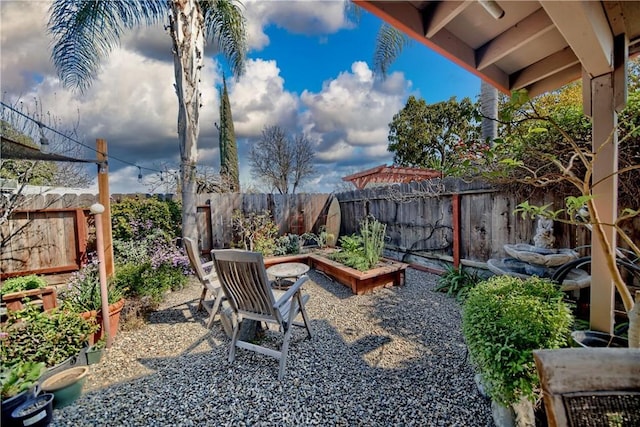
(434, 265), (481, 301)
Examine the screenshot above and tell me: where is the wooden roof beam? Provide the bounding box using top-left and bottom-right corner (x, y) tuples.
(525, 63), (582, 98)
(476, 8), (555, 71)
(423, 1), (473, 38)
(541, 1), (614, 78)
(511, 47), (580, 90)
(355, 0), (510, 93)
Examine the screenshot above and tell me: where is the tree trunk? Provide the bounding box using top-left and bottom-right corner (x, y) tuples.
(480, 80), (498, 143)
(169, 0), (204, 241)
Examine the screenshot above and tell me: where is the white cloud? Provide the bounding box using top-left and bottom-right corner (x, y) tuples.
(230, 59), (298, 137)
(300, 61), (408, 166)
(244, 0), (353, 50)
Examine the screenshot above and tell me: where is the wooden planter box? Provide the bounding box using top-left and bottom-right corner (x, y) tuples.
(264, 252), (408, 295)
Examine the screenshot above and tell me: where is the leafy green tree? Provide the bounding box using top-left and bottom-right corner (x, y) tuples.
(387, 96), (479, 175)
(217, 75), (239, 191)
(249, 125), (315, 194)
(48, 0), (247, 241)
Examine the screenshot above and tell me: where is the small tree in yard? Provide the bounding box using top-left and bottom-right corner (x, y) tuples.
(217, 75), (240, 192)
(487, 90), (640, 348)
(249, 125), (315, 194)
(387, 95), (479, 175)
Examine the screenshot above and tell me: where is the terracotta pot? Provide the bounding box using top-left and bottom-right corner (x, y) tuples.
(80, 299), (125, 345)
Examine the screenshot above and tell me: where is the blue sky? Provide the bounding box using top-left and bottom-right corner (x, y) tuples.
(0, 1), (481, 194)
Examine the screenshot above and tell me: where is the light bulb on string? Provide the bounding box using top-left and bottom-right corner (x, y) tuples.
(37, 122), (49, 154)
(137, 166), (143, 182)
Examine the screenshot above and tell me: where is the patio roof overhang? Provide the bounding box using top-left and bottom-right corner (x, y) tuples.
(355, 0), (640, 333)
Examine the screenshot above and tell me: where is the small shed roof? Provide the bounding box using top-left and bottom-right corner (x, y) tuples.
(342, 164), (442, 189)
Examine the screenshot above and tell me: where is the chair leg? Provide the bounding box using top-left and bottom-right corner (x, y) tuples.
(229, 320), (240, 363)
(197, 286), (207, 312)
(278, 321), (294, 380)
(297, 293), (313, 339)
(206, 291), (224, 328)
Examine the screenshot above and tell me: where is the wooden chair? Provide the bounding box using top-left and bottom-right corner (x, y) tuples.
(533, 348), (640, 427)
(211, 249), (313, 380)
(183, 237), (224, 328)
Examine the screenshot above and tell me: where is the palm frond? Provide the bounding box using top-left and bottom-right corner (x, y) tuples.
(373, 23), (410, 77)
(48, 0), (168, 92)
(202, 0), (247, 78)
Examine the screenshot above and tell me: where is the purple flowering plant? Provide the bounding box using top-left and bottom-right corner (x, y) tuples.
(60, 253), (124, 313)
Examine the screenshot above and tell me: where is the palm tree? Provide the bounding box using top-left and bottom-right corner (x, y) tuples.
(48, 0), (247, 240)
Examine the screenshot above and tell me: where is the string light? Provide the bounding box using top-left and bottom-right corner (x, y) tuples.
(37, 122), (49, 154)
(1, 101), (163, 176)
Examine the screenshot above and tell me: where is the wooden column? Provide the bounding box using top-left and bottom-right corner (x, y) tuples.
(585, 35), (628, 334)
(96, 139), (115, 277)
(452, 193), (461, 269)
(586, 73), (618, 333)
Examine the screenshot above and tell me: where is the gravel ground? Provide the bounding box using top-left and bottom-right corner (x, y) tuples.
(51, 268), (493, 426)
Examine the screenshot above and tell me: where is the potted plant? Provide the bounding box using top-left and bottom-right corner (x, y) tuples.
(10, 392), (54, 427)
(1, 361), (46, 426)
(0, 304), (98, 375)
(462, 275), (573, 426)
(84, 338), (106, 365)
(59, 258), (125, 345)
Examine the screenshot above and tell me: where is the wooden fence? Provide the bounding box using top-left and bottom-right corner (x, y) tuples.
(4, 182), (637, 278)
(1, 192), (333, 277)
(1, 193), (98, 279)
(197, 193), (332, 254)
(336, 178), (591, 271)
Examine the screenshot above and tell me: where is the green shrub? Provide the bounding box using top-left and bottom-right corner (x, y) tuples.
(274, 234), (301, 256)
(111, 197), (181, 241)
(435, 265), (481, 301)
(1, 275), (47, 296)
(462, 275), (572, 405)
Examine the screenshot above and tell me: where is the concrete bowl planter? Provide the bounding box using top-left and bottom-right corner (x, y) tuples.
(41, 367), (89, 409)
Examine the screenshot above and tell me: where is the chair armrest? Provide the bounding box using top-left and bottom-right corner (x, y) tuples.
(273, 275), (309, 309)
(202, 260), (214, 270)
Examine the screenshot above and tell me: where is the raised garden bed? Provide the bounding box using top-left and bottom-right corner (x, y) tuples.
(264, 252), (408, 295)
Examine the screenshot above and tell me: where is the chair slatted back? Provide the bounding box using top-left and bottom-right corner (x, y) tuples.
(184, 237), (208, 282)
(212, 250), (279, 322)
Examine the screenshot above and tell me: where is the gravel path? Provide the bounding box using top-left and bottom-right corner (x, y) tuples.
(51, 268), (493, 426)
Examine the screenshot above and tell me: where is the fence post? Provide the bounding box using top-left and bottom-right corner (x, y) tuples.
(452, 193), (461, 269)
(96, 139), (115, 277)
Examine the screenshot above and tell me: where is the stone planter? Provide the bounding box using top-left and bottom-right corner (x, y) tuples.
(80, 298), (125, 345)
(41, 367), (88, 409)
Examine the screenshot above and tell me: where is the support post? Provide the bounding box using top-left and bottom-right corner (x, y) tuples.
(96, 139), (115, 277)
(90, 203), (112, 348)
(452, 193), (461, 269)
(587, 73), (618, 334)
